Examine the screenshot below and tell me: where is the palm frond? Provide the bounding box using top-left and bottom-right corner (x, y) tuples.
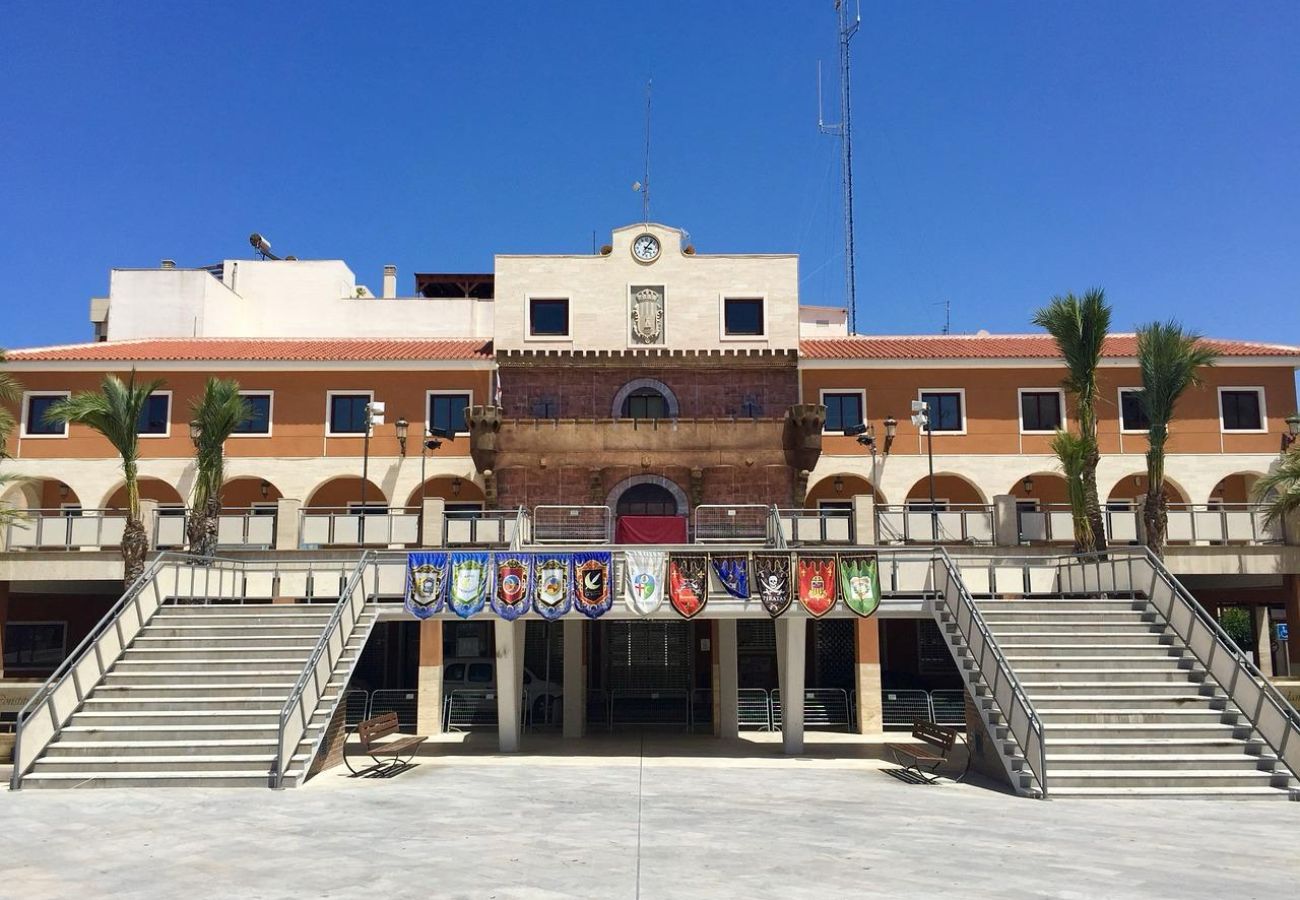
(189, 377), (252, 510)
(1253, 449), (1300, 527)
(1051, 429), (1094, 550)
(0, 471), (30, 529)
(0, 350), (21, 450)
(1031, 288), (1111, 408)
(1135, 321), (1219, 440)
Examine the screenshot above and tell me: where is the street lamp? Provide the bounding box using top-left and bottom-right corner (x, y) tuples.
(912, 400), (938, 539)
(360, 400), (386, 510)
(1283, 414), (1300, 452)
(395, 417), (409, 457)
(882, 416), (898, 455)
(188, 419), (203, 447)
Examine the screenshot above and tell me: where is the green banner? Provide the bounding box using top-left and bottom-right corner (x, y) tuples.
(838, 553), (881, 618)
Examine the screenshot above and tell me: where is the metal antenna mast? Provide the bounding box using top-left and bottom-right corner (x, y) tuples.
(818, 1), (862, 334)
(634, 79), (652, 223)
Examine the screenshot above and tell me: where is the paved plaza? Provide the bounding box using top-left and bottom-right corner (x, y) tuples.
(2, 735), (1297, 899)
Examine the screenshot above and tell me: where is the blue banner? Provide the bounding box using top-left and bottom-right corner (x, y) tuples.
(572, 550), (613, 619)
(448, 552), (491, 619)
(711, 554), (751, 599)
(405, 552), (449, 619)
(533, 554), (571, 621)
(491, 554), (533, 621)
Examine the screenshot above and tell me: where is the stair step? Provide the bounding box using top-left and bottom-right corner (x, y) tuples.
(1015, 668), (1202, 682)
(1047, 786), (1295, 799)
(32, 755), (312, 774)
(21, 770), (294, 789)
(80, 695), (338, 712)
(1022, 684), (1210, 696)
(994, 633), (1169, 645)
(45, 740), (277, 756)
(1048, 754), (1276, 771)
(1048, 769), (1289, 789)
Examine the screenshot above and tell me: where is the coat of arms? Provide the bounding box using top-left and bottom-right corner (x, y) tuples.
(630, 285), (665, 345)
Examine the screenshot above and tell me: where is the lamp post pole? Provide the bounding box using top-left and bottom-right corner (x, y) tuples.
(911, 400), (937, 540)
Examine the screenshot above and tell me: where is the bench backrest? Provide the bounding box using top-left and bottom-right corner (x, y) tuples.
(911, 720), (958, 751)
(358, 711), (400, 747)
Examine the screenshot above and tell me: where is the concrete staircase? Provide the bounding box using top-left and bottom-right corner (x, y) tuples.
(21, 604), (376, 789)
(969, 595), (1297, 800)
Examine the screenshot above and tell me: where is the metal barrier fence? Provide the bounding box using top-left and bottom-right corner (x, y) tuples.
(928, 690), (967, 728)
(608, 689), (692, 730)
(364, 689), (418, 732)
(531, 506), (612, 544)
(881, 689), (934, 728)
(876, 505), (995, 545)
(343, 689), (371, 727)
(770, 688), (853, 731)
(691, 688), (714, 733)
(738, 688), (774, 730)
(693, 505), (771, 543)
(441, 689), (531, 731)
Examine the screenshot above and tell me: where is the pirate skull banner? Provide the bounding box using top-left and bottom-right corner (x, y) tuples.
(710, 553), (751, 600)
(448, 552), (492, 619)
(752, 553), (793, 618)
(838, 553), (882, 618)
(491, 554), (533, 621)
(668, 553), (709, 619)
(532, 555), (571, 621)
(572, 551), (613, 619)
(623, 549), (666, 616)
(404, 551), (449, 619)
(796, 555), (837, 618)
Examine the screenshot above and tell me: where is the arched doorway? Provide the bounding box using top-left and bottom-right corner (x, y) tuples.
(613, 378), (679, 420)
(607, 475), (689, 543)
(616, 482), (679, 516)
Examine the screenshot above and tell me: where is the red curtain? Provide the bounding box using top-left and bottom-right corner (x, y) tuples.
(615, 515), (688, 545)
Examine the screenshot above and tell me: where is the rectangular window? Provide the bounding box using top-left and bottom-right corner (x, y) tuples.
(821, 390), (865, 433)
(428, 392), (471, 436)
(233, 393), (272, 435)
(137, 393), (171, 436)
(1019, 390), (1063, 433)
(3, 622), (66, 671)
(1119, 389), (1150, 431)
(1220, 388), (1264, 432)
(22, 393), (69, 437)
(529, 298), (569, 337)
(920, 391), (964, 432)
(328, 393), (371, 435)
(723, 298), (765, 336)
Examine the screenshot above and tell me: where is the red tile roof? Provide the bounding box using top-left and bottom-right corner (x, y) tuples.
(5, 338), (495, 362)
(799, 334), (1300, 361)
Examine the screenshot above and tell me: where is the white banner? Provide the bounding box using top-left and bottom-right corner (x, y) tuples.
(623, 549), (667, 616)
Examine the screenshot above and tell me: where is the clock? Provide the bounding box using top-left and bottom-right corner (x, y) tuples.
(632, 233), (660, 263)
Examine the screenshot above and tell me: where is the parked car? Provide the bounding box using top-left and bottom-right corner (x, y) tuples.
(443, 657), (563, 724)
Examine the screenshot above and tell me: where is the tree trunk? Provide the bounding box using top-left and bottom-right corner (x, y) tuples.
(121, 516), (148, 586)
(1081, 443), (1107, 553)
(1143, 490), (1168, 559)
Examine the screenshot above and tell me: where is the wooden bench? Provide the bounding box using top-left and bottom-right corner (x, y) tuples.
(886, 720), (965, 784)
(343, 711), (427, 775)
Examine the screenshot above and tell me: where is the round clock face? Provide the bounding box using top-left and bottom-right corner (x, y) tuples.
(632, 233), (660, 262)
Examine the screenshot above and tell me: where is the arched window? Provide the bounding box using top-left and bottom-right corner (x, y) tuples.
(616, 483), (679, 516)
(622, 387), (669, 420)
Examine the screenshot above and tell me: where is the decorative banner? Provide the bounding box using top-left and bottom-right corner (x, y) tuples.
(753, 553), (793, 618)
(572, 551), (613, 619)
(492, 554), (533, 621)
(449, 552), (491, 619)
(839, 553), (882, 618)
(623, 549), (667, 616)
(405, 552), (449, 619)
(710, 554), (751, 600)
(796, 555), (838, 618)
(533, 555), (571, 621)
(668, 553), (709, 619)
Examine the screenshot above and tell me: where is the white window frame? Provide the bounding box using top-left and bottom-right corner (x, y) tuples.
(137, 390), (173, 439)
(917, 388), (967, 436)
(1117, 387), (1148, 434)
(249, 502), (278, 516)
(1016, 388), (1066, 435)
(719, 294), (768, 341)
(525, 295), (572, 342)
(819, 388), (867, 435)
(325, 390), (374, 437)
(19, 391), (70, 439)
(1217, 386), (1268, 434)
(230, 390), (274, 438)
(1, 620), (67, 672)
(426, 389), (473, 437)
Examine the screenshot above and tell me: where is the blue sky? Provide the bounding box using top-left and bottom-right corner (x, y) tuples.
(1, 1), (1297, 348)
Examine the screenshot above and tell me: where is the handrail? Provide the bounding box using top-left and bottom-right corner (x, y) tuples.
(271, 550), (378, 788)
(508, 504), (528, 550)
(767, 505), (788, 549)
(931, 546), (1047, 796)
(9, 551), (177, 789)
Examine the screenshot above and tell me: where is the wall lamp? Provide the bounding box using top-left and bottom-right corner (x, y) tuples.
(395, 417), (409, 456)
(451, 477), (463, 497)
(58, 482), (69, 501)
(260, 479), (271, 500)
(833, 475), (844, 494)
(1023, 476), (1034, 495)
(188, 420), (203, 447)
(845, 417), (899, 458)
(1283, 414), (1300, 452)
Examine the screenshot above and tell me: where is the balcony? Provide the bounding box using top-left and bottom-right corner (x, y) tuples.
(3, 510), (127, 551)
(876, 505), (994, 545)
(299, 508), (421, 548)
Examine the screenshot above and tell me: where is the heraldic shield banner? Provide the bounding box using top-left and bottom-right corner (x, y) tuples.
(533, 555), (571, 621)
(623, 549), (666, 616)
(710, 554), (751, 599)
(797, 556), (837, 618)
(405, 551), (449, 619)
(839, 553), (882, 618)
(572, 551), (613, 619)
(492, 554), (533, 621)
(753, 553), (793, 618)
(668, 553), (709, 619)
(449, 552), (491, 619)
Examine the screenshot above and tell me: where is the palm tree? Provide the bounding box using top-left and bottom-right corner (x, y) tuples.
(0, 350), (28, 530)
(1253, 448), (1300, 531)
(1051, 430), (1093, 552)
(1134, 322), (1219, 558)
(186, 378), (252, 559)
(1032, 289), (1111, 552)
(45, 371), (166, 584)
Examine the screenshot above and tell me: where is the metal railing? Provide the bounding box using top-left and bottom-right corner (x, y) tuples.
(770, 688), (853, 731)
(298, 508), (420, 548)
(215, 510), (278, 549)
(608, 689), (692, 729)
(272, 551), (378, 788)
(1017, 505), (1076, 545)
(738, 688), (774, 730)
(881, 689), (935, 728)
(877, 505), (995, 545)
(928, 690), (968, 728)
(367, 688), (418, 732)
(1165, 503), (1285, 545)
(531, 506), (611, 544)
(770, 508), (854, 545)
(931, 547), (1046, 796)
(3, 509), (127, 551)
(692, 505), (771, 543)
(8, 552), (175, 788)
(443, 507), (527, 547)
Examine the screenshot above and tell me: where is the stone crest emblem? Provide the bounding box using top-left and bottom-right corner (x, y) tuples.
(630, 285), (665, 345)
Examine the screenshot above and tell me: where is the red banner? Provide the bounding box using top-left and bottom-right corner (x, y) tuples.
(796, 556), (837, 618)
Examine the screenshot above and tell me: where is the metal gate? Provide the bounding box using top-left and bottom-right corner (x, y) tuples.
(814, 619), (855, 691)
(524, 620), (563, 728)
(601, 620), (694, 729)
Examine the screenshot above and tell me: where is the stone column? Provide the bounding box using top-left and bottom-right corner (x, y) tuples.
(1254, 606), (1275, 679)
(562, 618), (585, 739)
(0, 580), (9, 679)
(992, 495), (1019, 547)
(854, 617), (883, 734)
(1134, 495), (1149, 546)
(494, 619), (524, 752)
(275, 497), (302, 550)
(421, 496), (446, 548)
(139, 499), (159, 550)
(417, 619), (444, 735)
(1285, 575), (1300, 669)
(776, 617), (807, 754)
(852, 493), (876, 545)
(717, 619), (739, 740)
